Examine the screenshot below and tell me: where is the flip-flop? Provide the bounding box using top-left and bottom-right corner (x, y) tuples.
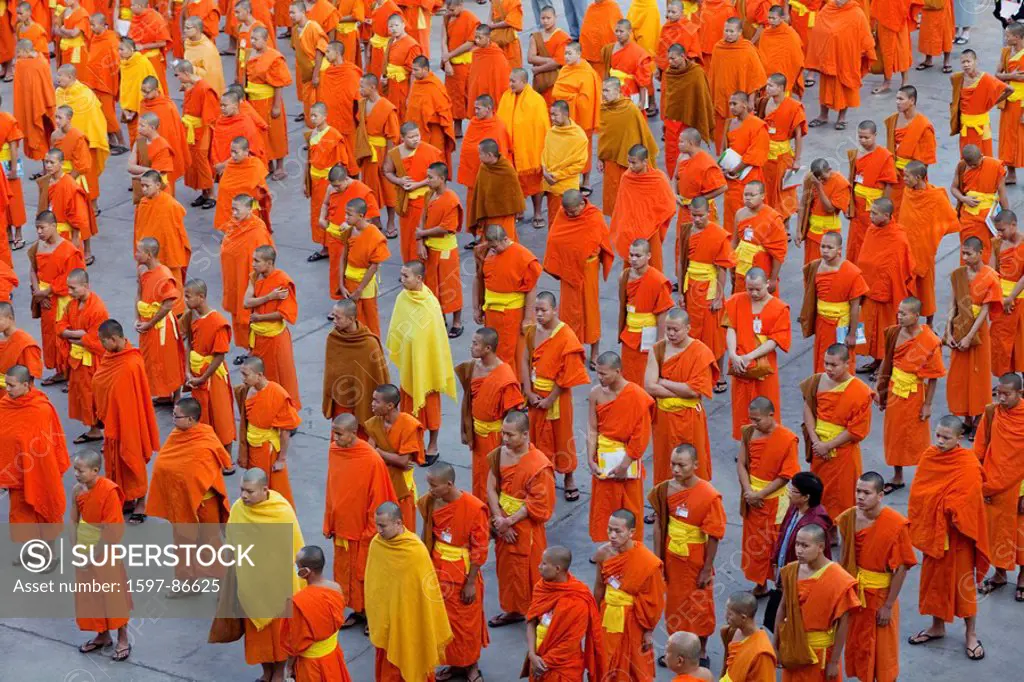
(804, 78), (816, 87)
(233, 355), (247, 365)
(222, 466), (237, 476)
(447, 326), (464, 339)
(41, 374), (67, 386)
(201, 198), (217, 209)
(84, 255), (95, 266)
(855, 362), (879, 374)
(463, 239), (479, 250)
(834, 121), (847, 131)
(871, 87), (891, 95)
(384, 230), (399, 240)
(1015, 587), (1024, 602)
(11, 239), (24, 251)
(657, 655), (667, 668)
(564, 487), (580, 502)
(807, 119), (829, 128)
(79, 639), (108, 653)
(306, 251), (328, 262)
(531, 216), (546, 229)
(645, 107), (659, 118)
(487, 613), (525, 628)
(942, 65), (954, 74)
(978, 578), (1008, 595)
(74, 433), (103, 444)
(112, 644), (131, 662)
(191, 196), (207, 208)
(127, 513), (147, 525)
(882, 482), (905, 495)
(643, 511), (656, 525)
(915, 62), (934, 71)
(713, 380), (728, 394)
(579, 186), (593, 196)
(966, 641), (984, 661)
(908, 630), (944, 645)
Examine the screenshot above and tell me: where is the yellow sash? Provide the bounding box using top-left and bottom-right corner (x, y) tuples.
(684, 260), (717, 300)
(56, 222), (73, 238)
(895, 156), (910, 170)
(434, 540), (470, 572)
(853, 184), (884, 209)
(299, 632), (338, 659)
(60, 35), (86, 63)
(768, 139), (792, 160)
(960, 111), (992, 140)
(119, 7), (132, 19)
(816, 299), (850, 326)
(1009, 81), (1024, 103)
(720, 673), (734, 682)
(244, 82), (275, 100)
(483, 289), (526, 312)
(602, 586), (635, 633)
(142, 49), (162, 59)
(609, 68), (634, 87)
(344, 264), (379, 298)
(38, 281), (72, 320)
(789, 0), (816, 26)
(338, 21), (359, 34)
(964, 190), (997, 216)
(246, 424), (281, 451)
(326, 222), (346, 239)
(182, 114), (203, 144)
(808, 213), (841, 235)
(69, 343), (94, 367)
(806, 627), (836, 667)
(248, 319), (285, 347)
(473, 418), (502, 436)
(625, 310), (657, 333)
(385, 63), (408, 82)
(889, 366), (919, 399)
(77, 520), (101, 548)
(0, 143), (10, 162)
(369, 33), (389, 49)
(814, 418), (844, 459)
(855, 567), (892, 603)
(201, 489), (216, 501)
(450, 51), (472, 65)
(656, 396), (701, 412)
(1000, 277), (1024, 299)
(750, 474), (790, 523)
(310, 165), (330, 180)
(667, 517), (707, 557)
(532, 375), (561, 420)
(366, 134), (387, 163)
(535, 620), (549, 648)
(735, 240), (764, 276)
(137, 300), (178, 345)
(597, 434), (639, 479)
(425, 233), (458, 253)
(682, 0), (699, 19)
(499, 492), (525, 515)
(407, 185), (430, 200)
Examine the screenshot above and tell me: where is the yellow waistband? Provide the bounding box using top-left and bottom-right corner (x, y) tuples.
(667, 517), (707, 557)
(889, 366), (919, 399)
(69, 343), (94, 367)
(602, 586), (635, 633)
(499, 491), (525, 515)
(450, 51), (472, 65)
(1009, 81), (1024, 103)
(597, 434), (639, 479)
(964, 190), (997, 216)
(189, 349), (228, 380)
(533, 375), (560, 420)
(816, 299), (850, 326)
(244, 82), (275, 100)
(137, 300), (179, 345)
(682, 0), (699, 19)
(434, 539), (470, 572)
(425, 233), (458, 251)
(182, 114), (203, 144)
(310, 165), (330, 180)
(895, 156), (911, 170)
(750, 474), (790, 523)
(960, 111), (992, 140)
(720, 673), (734, 682)
(768, 139), (792, 160)
(56, 222), (73, 238)
(656, 396), (701, 412)
(299, 632), (338, 658)
(337, 21), (358, 34)
(814, 418), (844, 459)
(809, 213), (841, 235)
(855, 567), (892, 603)
(684, 260), (717, 300)
(853, 184), (884, 209)
(608, 68), (634, 85)
(407, 185), (429, 200)
(735, 239), (765, 276)
(790, 0), (816, 27)
(248, 319), (285, 347)
(369, 33), (388, 49)
(473, 417), (502, 436)
(625, 311), (657, 333)
(77, 519), (101, 548)
(365, 134), (387, 163)
(806, 628), (836, 667)
(483, 289), (526, 312)
(385, 63), (407, 82)
(1001, 277), (1024, 299)
(535, 620), (549, 648)
(60, 35), (86, 63)
(246, 424), (281, 451)
(142, 49), (162, 59)
(39, 281), (72, 320)
(119, 7), (132, 19)
(0, 143), (10, 162)
(344, 264), (379, 299)
(326, 222), (346, 239)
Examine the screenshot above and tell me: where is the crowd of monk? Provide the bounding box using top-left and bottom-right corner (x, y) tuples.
(1, 0), (1024, 679)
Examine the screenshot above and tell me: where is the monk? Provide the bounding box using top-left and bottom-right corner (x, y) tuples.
(128, 0), (171, 93)
(885, 85), (936, 214)
(183, 19), (224, 91)
(71, 450), (133, 663)
(134, 238), (186, 401)
(645, 308), (716, 483)
(419, 461), (490, 682)
(316, 41), (361, 168)
(877, 297), (945, 492)
(0, 365), (68, 552)
(660, 46), (714, 180)
(407, 57), (456, 167)
(602, 19), (654, 109)
(322, 298), (391, 425)
(524, 545), (606, 680)
(847, 120), (897, 263)
(579, 0), (621, 77)
(721, 93), (769, 235)
(598, 78), (658, 217)
(365, 501), (452, 682)
(245, 26), (291, 179)
(382, 122), (443, 264)
(82, 14), (126, 153)
(522, 291), (589, 497)
(57, 269), (107, 444)
(870, 0), (913, 95)
(281, 546), (353, 682)
(236, 356), (300, 506)
(14, 5), (48, 56)
(173, 60), (219, 208)
(527, 7), (569, 106)
(610, 146), (675, 272)
(854, 198), (915, 376)
(497, 69), (549, 224)
(618, 238), (673, 384)
(0, 106), (27, 249)
(758, 73), (805, 223)
(93, 319), (161, 522)
(340, 198), (390, 336)
(650, 444), (726, 663)
(289, 1), (327, 121)
(126, 113), (176, 207)
(470, 140), (523, 240)
(805, 0), (874, 129)
(117, 37), (157, 147)
(542, 192), (610, 369)
(588, 352), (654, 541)
(183, 279), (237, 456)
(44, 148), (96, 258)
(951, 144), (1009, 263)
(380, 14), (421, 121)
(440, 0), (480, 137)
(457, 95), (512, 242)
(455, 327), (525, 499)
(708, 18), (765, 146)
(50, 106), (95, 210)
(53, 66), (110, 199)
(355, 74), (400, 237)
(385, 261), (457, 458)
(473, 224), (540, 375)
(663, 631), (714, 681)
(146, 398), (231, 578)
(210, 90), (268, 171)
(215, 137), (271, 232)
(29, 211), (85, 383)
(488, 0), (522, 68)
(209, 469), (304, 682)
(323, 413), (398, 627)
(738, 397), (800, 596)
(974, 373), (1024, 600)
(416, 163), (464, 332)
(775, 524), (860, 681)
(244, 246), (299, 406)
(0, 304), (42, 397)
(732, 181), (787, 293)
(998, 23), (1024, 185)
(140, 76), (189, 191)
(989, 211), (1024, 377)
(680, 196), (734, 388)
(899, 162), (959, 322)
(485, 410), (555, 627)
(720, 592), (778, 681)
(952, 49), (1012, 156)
(466, 25), (511, 110)
(793, 159), (850, 265)
(593, 509), (665, 679)
(657, 1), (702, 71)
(11, 39), (55, 164)
(724, 268), (791, 440)
(916, 0), (954, 70)
(757, 7), (804, 94)
(220, 195), (274, 352)
(906, 416), (988, 660)
(551, 42), (602, 187)
(319, 168), (375, 273)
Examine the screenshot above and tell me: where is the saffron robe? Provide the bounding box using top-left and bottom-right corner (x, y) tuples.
(467, 43), (512, 107)
(32, 239), (84, 371)
(181, 80), (220, 192)
(723, 115), (770, 234)
(524, 575), (606, 680)
(681, 222), (736, 360)
(479, 242), (542, 377)
(806, 375), (872, 518)
(456, 360), (524, 499)
(249, 270), (300, 407)
(897, 182), (958, 317)
(12, 54), (55, 161)
(355, 96), (400, 210)
(760, 97), (807, 219)
(733, 205), (788, 292)
(0, 329), (43, 399)
(220, 215), (274, 346)
(442, 9), (480, 120)
(74, 477), (132, 633)
(421, 188), (464, 314)
(847, 146), (898, 263)
(245, 48), (292, 161)
(974, 403), (1024, 570)
(957, 155), (1005, 265)
(598, 544), (665, 680)
(609, 169), (676, 272)
(854, 222), (915, 359)
(56, 292), (107, 427)
(618, 266), (674, 384)
(342, 224), (390, 337)
(238, 381), (300, 506)
(364, 413), (425, 529)
(280, 585), (353, 682)
(406, 73), (457, 167)
(804, 0), (875, 112)
(740, 424), (800, 585)
(881, 326), (945, 467)
(800, 173), (850, 264)
(954, 71), (1009, 156)
(597, 97), (659, 217)
(137, 265), (186, 398)
(579, 0), (622, 74)
(946, 265), (1000, 418)
(186, 309), (237, 446)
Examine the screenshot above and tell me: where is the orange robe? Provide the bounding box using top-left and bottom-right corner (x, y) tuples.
(220, 215), (274, 347)
(137, 265), (186, 397)
(533, 28), (570, 105)
(699, 0), (739, 60)
(871, 0), (912, 80)
(974, 402), (1024, 571)
(406, 73), (456, 167)
(618, 266), (673, 384)
(92, 343), (161, 501)
(249, 269), (300, 407)
(182, 79), (220, 192)
(17, 21), (49, 55)
(421, 188), (463, 314)
(56, 292), (107, 427)
(461, 360), (524, 499)
(723, 115), (769, 234)
(356, 97), (400, 210)
(723, 629), (778, 682)
(382, 34), (422, 121)
(74, 478), (132, 633)
(128, 9), (171, 93)
(656, 18), (702, 70)
(660, 61), (714, 179)
(490, 0), (522, 68)
(366, 0), (401, 79)
(82, 30), (121, 134)
(603, 41), (654, 98)
(0, 114), (27, 230)
(292, 20), (329, 118)
(579, 0), (622, 76)
(325, 180), (379, 300)
(854, 222), (914, 359)
(342, 224), (390, 337)
(0, 329), (43, 399)
(187, 309), (237, 446)
(365, 413), (424, 529)
(908, 445), (989, 622)
(682, 222), (736, 360)
(0, 261), (15, 300)
(674, 149), (725, 268)
(525, 322), (589, 474)
(918, 0), (953, 57)
(757, 22), (804, 98)
(651, 339), (717, 483)
(599, 545), (665, 679)
(323, 437), (398, 612)
(141, 94), (189, 188)
(58, 8), (90, 66)
(804, 260), (870, 373)
(245, 48), (292, 162)
(805, 0), (875, 112)
(708, 38), (766, 147)
(609, 169), (676, 272)
(652, 480), (726, 637)
(185, 0), (221, 39)
(848, 147), (898, 263)
(49, 173), (97, 240)
(494, 446), (555, 613)
(317, 62), (362, 172)
(590, 382), (653, 541)
(998, 47), (1024, 168)
(897, 182), (958, 317)
(334, 0), (365, 62)
(810, 376), (872, 518)
(209, 110), (268, 167)
(389, 141), (443, 264)
(837, 507), (916, 682)
(525, 575), (606, 680)
(723, 294), (791, 439)
(281, 585), (353, 682)
(956, 72), (1008, 156)
(12, 53), (55, 162)
(802, 173), (850, 264)
(882, 326), (945, 467)
(134, 189), (192, 311)
(740, 425), (800, 585)
(458, 116), (512, 226)
(480, 242), (542, 376)
(34, 240), (85, 372)
(946, 266), (1000, 417)
(761, 98), (806, 219)
(54, 126), (97, 204)
(443, 10), (480, 120)
(240, 381), (300, 506)
(734, 205), (788, 292)
(543, 200), (614, 345)
(214, 156), (271, 231)
(991, 241), (1024, 375)
(886, 112), (936, 215)
(957, 156), (1005, 263)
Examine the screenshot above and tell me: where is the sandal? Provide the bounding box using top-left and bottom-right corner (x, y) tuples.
(657, 655), (667, 668)
(579, 186), (593, 197)
(645, 106), (659, 118)
(447, 326), (464, 339)
(978, 577), (1008, 595)
(834, 121), (847, 131)
(564, 487), (580, 502)
(804, 78), (816, 87)
(340, 612), (366, 629)
(41, 374), (67, 386)
(942, 65), (954, 74)
(908, 630), (944, 645)
(233, 354), (248, 366)
(190, 195), (207, 208)
(915, 62), (934, 71)
(201, 198), (216, 209)
(807, 118), (829, 128)
(487, 612), (525, 628)
(384, 228), (399, 240)
(306, 251), (328, 262)
(112, 644), (131, 662)
(79, 638), (108, 653)
(1016, 586), (1024, 602)
(713, 379), (728, 394)
(966, 640), (984, 661)
(531, 216), (546, 229)
(463, 239), (479, 250)
(84, 255), (95, 266)
(128, 513), (147, 525)
(882, 482), (905, 495)
(10, 239), (24, 251)
(73, 433), (103, 444)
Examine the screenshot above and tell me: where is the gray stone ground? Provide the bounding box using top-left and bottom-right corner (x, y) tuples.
(1, 2), (1022, 680)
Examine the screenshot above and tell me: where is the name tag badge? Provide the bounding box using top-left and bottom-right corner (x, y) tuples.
(440, 530), (453, 543)
(608, 576), (622, 590)
(626, 304), (636, 314)
(640, 325), (658, 352)
(531, 368), (537, 384)
(744, 227), (754, 241)
(675, 505), (689, 518)
(752, 317), (763, 335)
(541, 612), (553, 626)
(768, 126), (777, 135)
(855, 174), (864, 184)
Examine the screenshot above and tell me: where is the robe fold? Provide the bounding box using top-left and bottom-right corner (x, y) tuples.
(524, 575), (606, 680)
(365, 413), (425, 529)
(881, 326), (945, 467)
(220, 215), (274, 347)
(854, 222), (915, 359)
(0, 329), (43, 399)
(479, 242), (541, 376)
(847, 146), (898, 263)
(187, 309), (237, 446)
(457, 360), (525, 500)
(805, 1), (875, 112)
(74, 478), (132, 633)
(682, 222), (736, 360)
(280, 585), (353, 682)
(974, 403), (1024, 570)
(238, 381), (300, 506)
(740, 425), (800, 585)
(599, 545), (665, 680)
(137, 265), (186, 397)
(609, 169), (676, 272)
(723, 115), (770, 234)
(56, 292), (108, 427)
(421, 189), (464, 314)
(946, 266), (1000, 418)
(618, 267), (673, 384)
(249, 269), (300, 407)
(650, 339), (717, 483)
